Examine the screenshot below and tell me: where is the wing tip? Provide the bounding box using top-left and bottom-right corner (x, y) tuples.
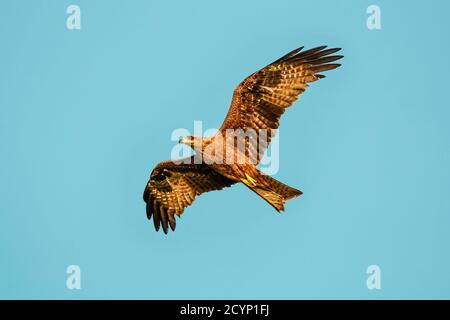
(146, 201), (153, 220)
(147, 200), (177, 234)
(329, 63), (342, 69)
(277, 45), (343, 65)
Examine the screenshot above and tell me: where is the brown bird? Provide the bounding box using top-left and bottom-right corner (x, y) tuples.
(143, 45), (343, 233)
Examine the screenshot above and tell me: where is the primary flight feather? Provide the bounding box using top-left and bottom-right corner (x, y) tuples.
(143, 45), (343, 233)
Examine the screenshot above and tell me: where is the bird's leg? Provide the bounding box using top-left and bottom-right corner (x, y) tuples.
(241, 173), (257, 188)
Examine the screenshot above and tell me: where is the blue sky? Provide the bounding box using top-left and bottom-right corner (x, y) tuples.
(1, 0), (450, 299)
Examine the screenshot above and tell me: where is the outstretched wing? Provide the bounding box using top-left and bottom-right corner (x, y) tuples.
(219, 45), (343, 163)
(143, 157), (235, 233)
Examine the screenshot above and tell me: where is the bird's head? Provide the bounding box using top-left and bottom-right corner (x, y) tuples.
(178, 135), (203, 149)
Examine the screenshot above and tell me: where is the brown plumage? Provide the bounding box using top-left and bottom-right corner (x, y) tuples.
(143, 45), (343, 233)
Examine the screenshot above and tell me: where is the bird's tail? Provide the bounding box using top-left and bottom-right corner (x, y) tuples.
(244, 172), (302, 212)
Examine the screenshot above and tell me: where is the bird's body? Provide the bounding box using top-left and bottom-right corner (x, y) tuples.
(144, 45), (343, 233)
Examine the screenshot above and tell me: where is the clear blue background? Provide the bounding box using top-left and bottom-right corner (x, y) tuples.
(1, 0), (449, 299)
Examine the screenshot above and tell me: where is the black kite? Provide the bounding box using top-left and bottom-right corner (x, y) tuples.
(143, 45), (343, 233)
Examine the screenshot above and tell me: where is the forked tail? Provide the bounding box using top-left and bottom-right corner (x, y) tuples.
(244, 172), (302, 212)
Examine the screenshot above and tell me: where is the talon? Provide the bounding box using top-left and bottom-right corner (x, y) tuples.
(242, 173), (257, 187)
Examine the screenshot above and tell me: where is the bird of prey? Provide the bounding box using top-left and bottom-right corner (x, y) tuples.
(143, 45), (343, 233)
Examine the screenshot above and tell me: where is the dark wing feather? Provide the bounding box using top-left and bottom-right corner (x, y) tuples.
(143, 157), (235, 234)
(218, 45), (343, 163)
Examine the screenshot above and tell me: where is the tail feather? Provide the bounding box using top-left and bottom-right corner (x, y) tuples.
(261, 174), (302, 201)
(248, 174), (302, 212)
(251, 187), (286, 211)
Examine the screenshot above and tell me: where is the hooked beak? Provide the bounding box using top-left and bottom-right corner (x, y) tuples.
(178, 137), (188, 144)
